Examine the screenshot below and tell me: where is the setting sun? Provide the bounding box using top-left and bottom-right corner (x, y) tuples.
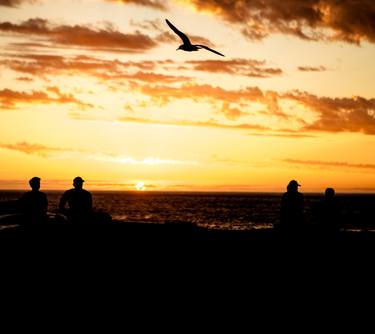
(135, 182), (146, 191)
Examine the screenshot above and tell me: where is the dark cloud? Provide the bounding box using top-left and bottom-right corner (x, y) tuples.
(283, 91), (375, 134)
(0, 0), (36, 7)
(105, 0), (167, 10)
(0, 86), (92, 109)
(0, 18), (158, 52)
(298, 66), (327, 72)
(186, 58), (283, 77)
(180, 0), (375, 44)
(283, 159), (375, 170)
(16, 76), (33, 82)
(130, 19), (216, 47)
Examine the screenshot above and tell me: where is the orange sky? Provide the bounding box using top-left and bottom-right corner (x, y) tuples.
(1, 0), (375, 192)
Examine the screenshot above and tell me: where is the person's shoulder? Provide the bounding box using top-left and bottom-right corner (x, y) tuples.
(63, 188), (75, 195)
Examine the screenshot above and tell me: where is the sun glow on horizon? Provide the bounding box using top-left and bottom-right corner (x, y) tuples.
(135, 181), (146, 191)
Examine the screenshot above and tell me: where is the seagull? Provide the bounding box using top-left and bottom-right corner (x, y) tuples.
(166, 19), (225, 57)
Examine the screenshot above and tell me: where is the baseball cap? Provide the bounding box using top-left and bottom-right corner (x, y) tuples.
(73, 176), (85, 183)
(288, 180), (301, 187)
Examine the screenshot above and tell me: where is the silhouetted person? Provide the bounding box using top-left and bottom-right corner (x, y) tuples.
(19, 177), (48, 224)
(318, 188), (340, 233)
(59, 177), (92, 222)
(280, 180), (304, 231)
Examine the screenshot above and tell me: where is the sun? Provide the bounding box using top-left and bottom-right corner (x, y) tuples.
(135, 181), (146, 191)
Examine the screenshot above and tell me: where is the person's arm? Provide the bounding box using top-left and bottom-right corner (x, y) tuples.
(59, 191), (68, 212)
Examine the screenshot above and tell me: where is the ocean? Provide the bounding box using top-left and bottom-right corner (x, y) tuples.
(1, 191), (374, 231)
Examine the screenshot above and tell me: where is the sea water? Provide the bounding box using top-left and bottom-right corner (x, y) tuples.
(1, 191), (374, 231)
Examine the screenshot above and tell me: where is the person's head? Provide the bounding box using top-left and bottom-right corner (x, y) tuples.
(325, 187), (335, 199)
(29, 177), (41, 191)
(287, 180), (301, 193)
(73, 176), (84, 190)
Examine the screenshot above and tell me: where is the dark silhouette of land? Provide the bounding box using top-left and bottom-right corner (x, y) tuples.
(166, 19), (225, 57)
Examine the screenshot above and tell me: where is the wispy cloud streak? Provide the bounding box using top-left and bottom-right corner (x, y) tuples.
(283, 158), (375, 170)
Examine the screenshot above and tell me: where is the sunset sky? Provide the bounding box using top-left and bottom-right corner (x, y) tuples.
(1, 0), (375, 192)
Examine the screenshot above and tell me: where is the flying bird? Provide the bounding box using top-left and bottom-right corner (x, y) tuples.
(165, 19), (225, 57)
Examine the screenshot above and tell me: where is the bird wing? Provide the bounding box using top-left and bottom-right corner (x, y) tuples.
(196, 45), (225, 57)
(165, 19), (191, 45)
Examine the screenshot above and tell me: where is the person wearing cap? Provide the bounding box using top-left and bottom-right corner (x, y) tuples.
(280, 180), (305, 231)
(59, 176), (92, 222)
(19, 177), (48, 223)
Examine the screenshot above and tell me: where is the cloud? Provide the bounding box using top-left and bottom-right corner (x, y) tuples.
(0, 86), (92, 109)
(186, 58), (283, 78)
(3, 53), (375, 136)
(105, 0), (167, 10)
(0, 141), (66, 156)
(139, 82), (264, 105)
(283, 91), (375, 134)
(179, 0), (375, 44)
(0, 141), (195, 168)
(89, 153), (198, 166)
(100, 70), (191, 83)
(221, 102), (247, 121)
(283, 158), (375, 171)
(133, 82), (375, 135)
(130, 19), (217, 47)
(0, 18), (158, 52)
(1, 54), (191, 83)
(298, 66), (327, 72)
(119, 116), (269, 131)
(247, 132), (315, 138)
(16, 76), (33, 81)
(0, 0), (36, 7)
(2, 54), (280, 83)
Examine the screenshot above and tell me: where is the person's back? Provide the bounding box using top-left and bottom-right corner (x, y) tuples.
(319, 188), (340, 233)
(59, 177), (92, 222)
(20, 177), (48, 223)
(280, 180), (304, 231)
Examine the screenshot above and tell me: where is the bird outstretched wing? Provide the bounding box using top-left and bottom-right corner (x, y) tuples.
(165, 19), (191, 46)
(196, 45), (225, 57)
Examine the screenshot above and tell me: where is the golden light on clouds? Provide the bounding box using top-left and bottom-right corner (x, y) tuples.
(1, 0), (375, 192)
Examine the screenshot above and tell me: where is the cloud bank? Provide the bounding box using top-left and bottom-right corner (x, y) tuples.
(179, 0), (375, 44)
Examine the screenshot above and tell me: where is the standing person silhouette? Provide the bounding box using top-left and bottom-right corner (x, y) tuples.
(19, 177), (48, 224)
(280, 180), (305, 232)
(59, 176), (92, 223)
